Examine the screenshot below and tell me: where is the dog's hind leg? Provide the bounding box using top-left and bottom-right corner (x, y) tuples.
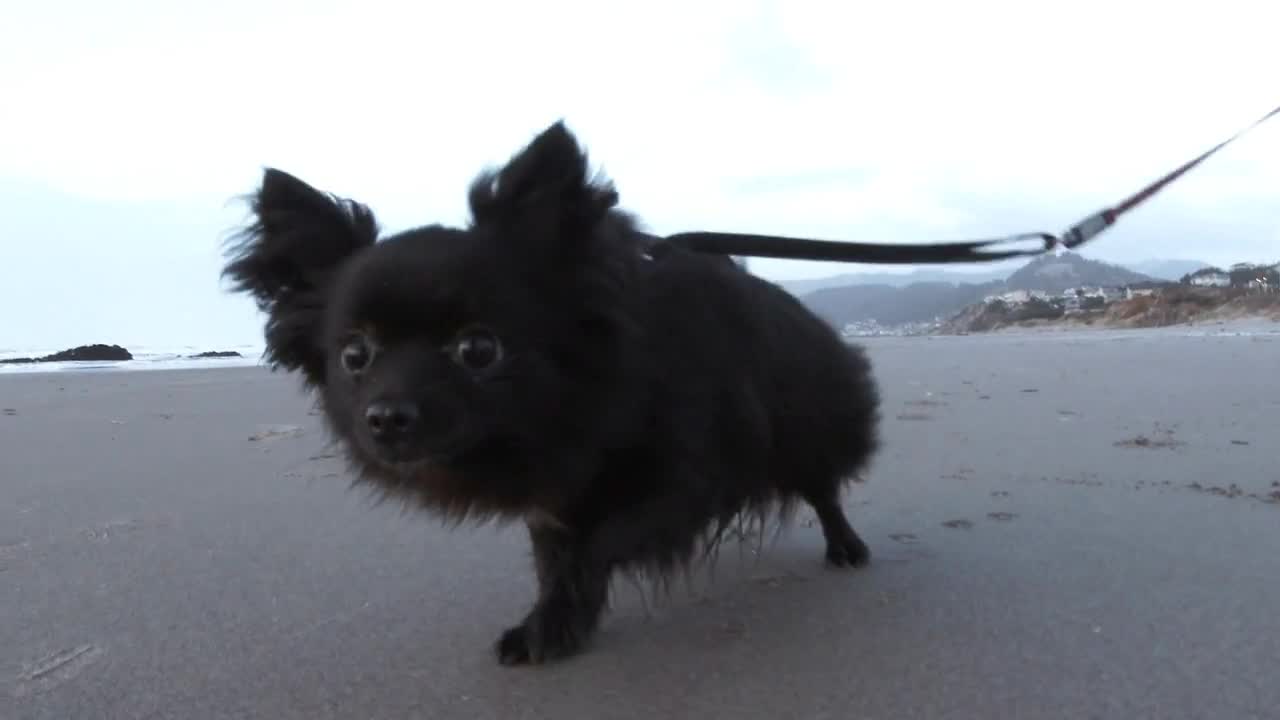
(802, 483), (870, 569)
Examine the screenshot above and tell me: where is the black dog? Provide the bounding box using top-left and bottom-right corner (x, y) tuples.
(222, 122), (881, 665)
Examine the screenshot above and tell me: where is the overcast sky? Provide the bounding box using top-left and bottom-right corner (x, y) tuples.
(2, 0), (1277, 351)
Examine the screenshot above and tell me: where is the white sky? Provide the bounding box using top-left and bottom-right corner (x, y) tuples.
(2, 0), (1277, 350)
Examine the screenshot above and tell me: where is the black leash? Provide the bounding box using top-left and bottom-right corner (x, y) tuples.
(661, 102), (1280, 265)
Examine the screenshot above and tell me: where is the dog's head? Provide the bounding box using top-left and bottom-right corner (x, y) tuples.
(223, 122), (646, 514)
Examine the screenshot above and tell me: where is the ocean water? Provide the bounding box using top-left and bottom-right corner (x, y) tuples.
(0, 344), (267, 375)
(2, 320), (1274, 376)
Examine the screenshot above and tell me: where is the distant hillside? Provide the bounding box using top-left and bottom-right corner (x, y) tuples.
(940, 285), (1280, 334)
(796, 251), (1156, 329)
(1003, 252), (1154, 294)
(780, 255), (1201, 295)
(802, 280), (1003, 329)
(781, 266), (1011, 295)
(1129, 259), (1212, 281)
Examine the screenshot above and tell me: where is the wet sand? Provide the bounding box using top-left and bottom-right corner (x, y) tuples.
(1, 327), (1278, 719)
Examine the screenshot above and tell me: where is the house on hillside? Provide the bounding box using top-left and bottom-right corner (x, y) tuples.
(982, 289), (1050, 306)
(1121, 280), (1167, 299)
(842, 320), (885, 337)
(1183, 267), (1230, 287)
(1057, 286), (1107, 312)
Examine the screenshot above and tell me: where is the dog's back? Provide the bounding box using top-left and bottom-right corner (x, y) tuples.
(593, 239), (881, 570)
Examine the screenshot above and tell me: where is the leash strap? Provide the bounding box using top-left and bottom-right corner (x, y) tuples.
(660, 229), (1056, 264)
(661, 102), (1280, 265)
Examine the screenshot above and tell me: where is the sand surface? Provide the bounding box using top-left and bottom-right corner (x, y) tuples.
(1, 327), (1278, 719)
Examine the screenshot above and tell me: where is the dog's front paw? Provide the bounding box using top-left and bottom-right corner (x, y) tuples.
(496, 623), (535, 666)
(494, 606), (590, 666)
(825, 526), (871, 568)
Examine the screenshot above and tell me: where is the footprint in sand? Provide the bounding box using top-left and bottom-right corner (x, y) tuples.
(987, 512), (1017, 522)
(942, 519), (973, 530)
(248, 425), (304, 442)
(0, 538), (31, 565)
(11, 644), (107, 698)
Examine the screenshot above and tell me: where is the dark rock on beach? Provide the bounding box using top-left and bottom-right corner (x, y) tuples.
(189, 351), (243, 359)
(0, 343), (133, 364)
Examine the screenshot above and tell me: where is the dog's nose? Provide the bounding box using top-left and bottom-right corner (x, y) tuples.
(365, 400), (420, 444)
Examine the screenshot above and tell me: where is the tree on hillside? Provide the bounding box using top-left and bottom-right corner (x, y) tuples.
(1228, 263), (1276, 288)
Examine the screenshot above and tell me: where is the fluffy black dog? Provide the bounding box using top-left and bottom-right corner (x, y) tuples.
(222, 121), (881, 665)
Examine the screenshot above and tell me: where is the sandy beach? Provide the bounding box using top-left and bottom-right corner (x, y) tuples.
(2, 326), (1277, 719)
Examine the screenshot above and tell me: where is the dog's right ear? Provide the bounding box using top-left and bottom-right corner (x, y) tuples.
(222, 168), (378, 386)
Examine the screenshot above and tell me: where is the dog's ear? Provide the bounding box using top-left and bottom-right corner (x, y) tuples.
(222, 168), (378, 385)
(467, 121), (619, 256)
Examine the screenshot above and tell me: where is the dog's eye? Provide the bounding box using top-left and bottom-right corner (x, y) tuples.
(450, 328), (503, 371)
(339, 336), (374, 374)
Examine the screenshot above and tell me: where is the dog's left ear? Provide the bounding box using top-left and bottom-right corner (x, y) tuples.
(467, 121), (619, 256)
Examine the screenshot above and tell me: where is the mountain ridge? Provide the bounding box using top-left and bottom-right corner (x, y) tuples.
(793, 251), (1183, 330)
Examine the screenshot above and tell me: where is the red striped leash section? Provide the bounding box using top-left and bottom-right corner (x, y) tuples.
(1059, 102), (1280, 251)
